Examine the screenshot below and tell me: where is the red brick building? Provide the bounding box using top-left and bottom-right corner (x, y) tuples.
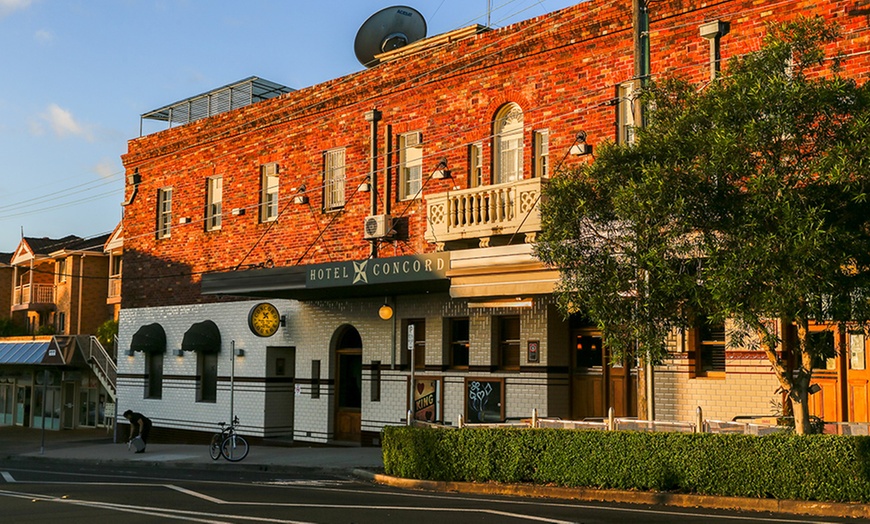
(117, 0), (869, 443)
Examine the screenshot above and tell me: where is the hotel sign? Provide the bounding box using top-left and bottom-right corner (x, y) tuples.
(306, 253), (449, 288)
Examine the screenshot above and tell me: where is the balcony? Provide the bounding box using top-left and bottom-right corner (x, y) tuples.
(12, 283), (56, 310)
(107, 275), (122, 303)
(424, 177), (547, 250)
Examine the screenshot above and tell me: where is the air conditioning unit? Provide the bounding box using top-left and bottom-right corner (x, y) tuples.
(364, 214), (393, 239)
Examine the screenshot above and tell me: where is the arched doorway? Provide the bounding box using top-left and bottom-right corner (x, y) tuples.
(333, 326), (362, 442)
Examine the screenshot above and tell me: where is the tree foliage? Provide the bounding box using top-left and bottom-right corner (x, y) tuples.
(535, 17), (870, 433)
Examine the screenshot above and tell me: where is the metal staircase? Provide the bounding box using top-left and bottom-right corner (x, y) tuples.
(75, 335), (117, 401)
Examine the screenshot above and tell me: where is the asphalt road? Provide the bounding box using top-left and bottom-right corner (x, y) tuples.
(0, 459), (856, 524)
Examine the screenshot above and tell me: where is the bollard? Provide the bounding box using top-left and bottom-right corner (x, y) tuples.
(407, 409), (413, 426)
(696, 406), (704, 433)
(457, 414), (464, 428)
(607, 406), (615, 431)
(532, 408), (538, 428)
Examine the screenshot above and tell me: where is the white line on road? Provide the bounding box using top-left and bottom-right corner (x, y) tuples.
(1, 471), (15, 483)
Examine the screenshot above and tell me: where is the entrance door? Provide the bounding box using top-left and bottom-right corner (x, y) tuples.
(847, 332), (870, 422)
(334, 327), (362, 442)
(15, 385), (31, 427)
(62, 382), (75, 429)
(570, 329), (636, 420)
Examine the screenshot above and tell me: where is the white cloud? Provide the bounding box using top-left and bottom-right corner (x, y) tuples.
(39, 103), (93, 141)
(34, 29), (53, 44)
(93, 158), (119, 180)
(0, 0), (33, 19)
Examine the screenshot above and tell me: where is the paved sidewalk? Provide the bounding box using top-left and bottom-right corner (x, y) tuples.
(0, 426), (383, 473)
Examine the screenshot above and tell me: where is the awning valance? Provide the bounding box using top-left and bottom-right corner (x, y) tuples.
(182, 320), (221, 354)
(130, 323), (167, 354)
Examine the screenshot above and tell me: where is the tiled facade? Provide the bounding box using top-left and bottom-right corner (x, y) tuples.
(116, 0), (869, 443)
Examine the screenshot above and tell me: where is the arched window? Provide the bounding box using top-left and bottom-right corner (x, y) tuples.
(494, 103), (524, 184)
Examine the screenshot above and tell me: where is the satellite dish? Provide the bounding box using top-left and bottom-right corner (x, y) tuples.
(354, 6), (427, 68)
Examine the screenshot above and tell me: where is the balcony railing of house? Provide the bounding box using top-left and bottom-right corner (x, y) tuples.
(424, 177), (547, 249)
(13, 283), (55, 306)
(108, 275), (122, 298)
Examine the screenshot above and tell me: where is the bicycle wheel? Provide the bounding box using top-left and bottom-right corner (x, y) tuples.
(221, 434), (249, 462)
(209, 433), (223, 460)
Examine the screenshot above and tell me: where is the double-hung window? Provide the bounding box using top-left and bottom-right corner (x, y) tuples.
(469, 142), (483, 187)
(533, 129), (549, 178)
(494, 103), (524, 184)
(692, 317), (726, 376)
(324, 148), (346, 210)
(157, 187), (172, 239)
(260, 164), (279, 222)
(399, 132), (423, 200)
(206, 176), (222, 231)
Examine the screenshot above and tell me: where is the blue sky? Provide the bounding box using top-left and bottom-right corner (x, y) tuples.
(0, 0), (581, 253)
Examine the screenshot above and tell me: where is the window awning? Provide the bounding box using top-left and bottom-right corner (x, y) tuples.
(130, 323), (167, 354)
(182, 320), (221, 354)
(0, 338), (64, 365)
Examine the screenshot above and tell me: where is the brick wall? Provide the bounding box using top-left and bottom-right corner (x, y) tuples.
(120, 0), (868, 310)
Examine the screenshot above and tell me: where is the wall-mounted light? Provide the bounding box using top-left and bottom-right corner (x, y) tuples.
(378, 303), (394, 320)
(432, 158), (451, 179)
(234, 348), (245, 357)
(178, 217), (192, 224)
(569, 130), (593, 156)
(172, 349), (184, 357)
(293, 184), (309, 205)
(231, 208), (246, 216)
(126, 348), (135, 357)
(280, 315), (287, 327)
(359, 176), (371, 192)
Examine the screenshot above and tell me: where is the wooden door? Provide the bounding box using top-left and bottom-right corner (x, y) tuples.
(335, 349), (362, 442)
(847, 332), (870, 422)
(570, 329), (636, 420)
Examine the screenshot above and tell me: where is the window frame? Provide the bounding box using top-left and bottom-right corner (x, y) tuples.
(497, 315), (521, 371)
(533, 129), (549, 178)
(494, 103), (524, 185)
(398, 132), (423, 200)
(260, 163), (279, 223)
(468, 142), (483, 188)
(323, 148), (346, 211)
(145, 351), (164, 399)
(157, 187), (173, 239)
(205, 175), (223, 231)
(55, 257), (67, 284)
(691, 317), (726, 377)
(448, 317), (470, 370)
(196, 351), (218, 403)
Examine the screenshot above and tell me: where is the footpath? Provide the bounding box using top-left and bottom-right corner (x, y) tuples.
(1, 426), (868, 520)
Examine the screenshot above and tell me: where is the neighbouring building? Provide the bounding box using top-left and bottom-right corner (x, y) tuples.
(116, 0), (869, 444)
(0, 234), (118, 430)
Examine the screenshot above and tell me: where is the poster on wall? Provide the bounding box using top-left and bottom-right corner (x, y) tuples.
(465, 378), (504, 423)
(413, 378), (441, 423)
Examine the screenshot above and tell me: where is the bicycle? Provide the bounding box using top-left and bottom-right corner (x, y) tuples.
(209, 416), (250, 462)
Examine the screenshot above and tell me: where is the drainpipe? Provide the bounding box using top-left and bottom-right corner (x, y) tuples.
(77, 254), (85, 334)
(365, 109), (382, 259)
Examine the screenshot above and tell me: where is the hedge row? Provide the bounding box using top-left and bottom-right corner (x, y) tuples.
(382, 426), (870, 502)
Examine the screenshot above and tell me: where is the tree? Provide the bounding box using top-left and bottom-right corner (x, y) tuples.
(535, 18), (870, 434)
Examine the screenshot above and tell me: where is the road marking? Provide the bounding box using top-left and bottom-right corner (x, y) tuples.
(167, 485), (225, 504)
(1, 471), (15, 483)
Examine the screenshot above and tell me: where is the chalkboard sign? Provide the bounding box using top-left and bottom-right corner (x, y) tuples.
(465, 379), (503, 423)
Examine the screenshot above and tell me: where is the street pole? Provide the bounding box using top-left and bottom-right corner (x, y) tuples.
(39, 369), (48, 455)
(230, 340), (235, 424)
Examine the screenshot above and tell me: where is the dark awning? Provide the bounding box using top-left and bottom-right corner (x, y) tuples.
(200, 253), (450, 300)
(182, 320), (221, 354)
(130, 323), (167, 354)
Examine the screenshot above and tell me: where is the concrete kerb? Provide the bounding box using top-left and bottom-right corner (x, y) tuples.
(356, 470), (870, 520)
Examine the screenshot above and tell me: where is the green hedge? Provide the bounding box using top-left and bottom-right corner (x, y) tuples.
(382, 426), (870, 502)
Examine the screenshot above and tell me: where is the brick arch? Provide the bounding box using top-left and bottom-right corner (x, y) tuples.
(486, 91), (534, 130)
